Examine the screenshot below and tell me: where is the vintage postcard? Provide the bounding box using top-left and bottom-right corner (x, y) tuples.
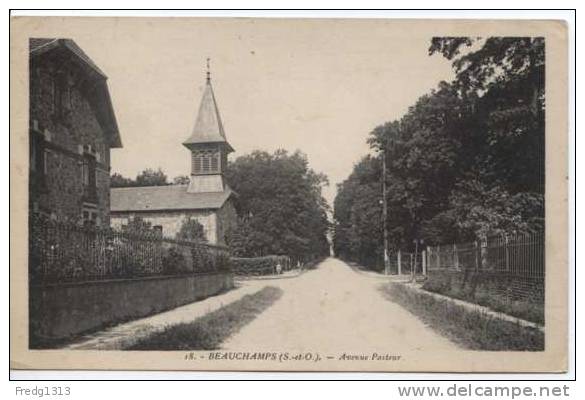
(10, 16), (568, 372)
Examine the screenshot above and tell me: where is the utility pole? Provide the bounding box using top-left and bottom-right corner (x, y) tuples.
(382, 149), (390, 275)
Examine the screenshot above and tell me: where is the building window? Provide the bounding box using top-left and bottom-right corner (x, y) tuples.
(83, 156), (96, 186)
(82, 208), (99, 227)
(81, 159), (89, 186)
(81, 149), (97, 203)
(153, 225), (163, 236)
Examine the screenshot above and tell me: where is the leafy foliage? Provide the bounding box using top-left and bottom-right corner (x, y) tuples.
(111, 168), (189, 187)
(135, 168), (168, 186)
(334, 37), (545, 266)
(173, 175), (191, 185)
(110, 172), (135, 188)
(231, 255), (291, 276)
(176, 217), (207, 243)
(225, 150), (330, 260)
(124, 215), (154, 234)
(333, 156), (384, 268)
(28, 213), (229, 285)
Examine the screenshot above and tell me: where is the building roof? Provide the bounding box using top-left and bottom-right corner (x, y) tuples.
(183, 78), (234, 153)
(29, 38), (122, 148)
(110, 184), (233, 213)
(30, 38), (108, 78)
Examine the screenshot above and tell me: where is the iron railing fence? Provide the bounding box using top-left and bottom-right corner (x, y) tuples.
(29, 215), (230, 285)
(426, 231), (544, 279)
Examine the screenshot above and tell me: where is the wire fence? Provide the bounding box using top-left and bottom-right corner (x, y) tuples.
(28, 214), (231, 285)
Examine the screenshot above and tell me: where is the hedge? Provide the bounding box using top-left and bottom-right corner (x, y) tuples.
(230, 255), (292, 276)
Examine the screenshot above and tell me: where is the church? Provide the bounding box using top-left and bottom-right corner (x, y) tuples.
(110, 65), (237, 245)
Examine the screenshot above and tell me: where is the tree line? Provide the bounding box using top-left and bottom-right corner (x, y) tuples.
(111, 150), (331, 261)
(111, 168), (189, 187)
(333, 37), (545, 269)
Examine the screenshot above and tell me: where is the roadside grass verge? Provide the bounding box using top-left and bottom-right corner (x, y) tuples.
(380, 283), (544, 351)
(127, 286), (283, 350)
(422, 273), (544, 325)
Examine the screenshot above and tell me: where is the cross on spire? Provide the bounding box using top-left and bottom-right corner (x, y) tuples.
(206, 57), (211, 82)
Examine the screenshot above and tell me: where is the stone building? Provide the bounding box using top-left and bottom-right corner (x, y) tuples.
(110, 68), (237, 245)
(29, 38), (122, 226)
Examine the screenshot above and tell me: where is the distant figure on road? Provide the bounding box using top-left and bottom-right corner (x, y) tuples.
(275, 262), (283, 275)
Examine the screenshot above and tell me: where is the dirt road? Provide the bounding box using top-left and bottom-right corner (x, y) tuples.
(223, 257), (457, 353)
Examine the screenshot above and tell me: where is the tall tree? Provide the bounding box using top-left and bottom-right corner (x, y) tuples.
(334, 37), (545, 267)
(110, 168), (170, 187)
(333, 156), (384, 268)
(225, 150), (330, 260)
(429, 37), (545, 194)
(135, 168), (168, 187)
(110, 172), (135, 188)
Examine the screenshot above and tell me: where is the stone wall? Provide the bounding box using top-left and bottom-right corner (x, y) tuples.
(29, 272), (234, 346)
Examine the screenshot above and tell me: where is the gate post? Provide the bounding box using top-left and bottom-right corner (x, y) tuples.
(410, 253), (415, 280)
(397, 250), (402, 275)
(422, 249), (427, 275)
(480, 236), (488, 270)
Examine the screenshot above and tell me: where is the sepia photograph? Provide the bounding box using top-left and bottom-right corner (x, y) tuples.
(10, 15), (569, 373)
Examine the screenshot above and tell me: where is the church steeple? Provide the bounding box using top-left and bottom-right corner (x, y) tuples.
(183, 60), (233, 152)
(183, 61), (234, 193)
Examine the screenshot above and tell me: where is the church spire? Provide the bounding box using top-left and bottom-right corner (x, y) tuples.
(182, 60), (234, 153)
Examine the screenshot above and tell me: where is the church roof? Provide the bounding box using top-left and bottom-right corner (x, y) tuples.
(111, 184), (233, 213)
(183, 78), (234, 152)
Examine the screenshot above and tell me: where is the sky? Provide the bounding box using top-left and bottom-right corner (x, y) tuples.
(55, 18), (456, 206)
